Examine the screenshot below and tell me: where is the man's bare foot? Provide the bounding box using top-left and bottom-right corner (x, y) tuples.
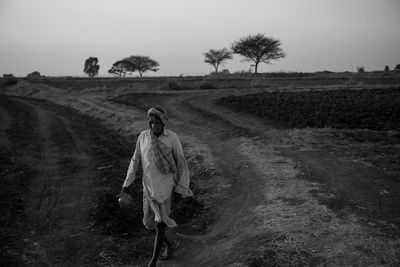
(160, 242), (180, 260)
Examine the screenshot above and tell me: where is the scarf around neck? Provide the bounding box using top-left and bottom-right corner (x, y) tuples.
(149, 130), (177, 176)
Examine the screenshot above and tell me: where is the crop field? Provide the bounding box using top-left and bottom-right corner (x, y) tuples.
(1, 73), (400, 266)
(216, 87), (400, 130)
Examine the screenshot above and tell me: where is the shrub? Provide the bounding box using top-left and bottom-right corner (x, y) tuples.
(159, 80), (185, 90)
(194, 80), (216, 90)
(357, 66), (365, 73)
(0, 74), (18, 88)
(26, 71), (42, 79)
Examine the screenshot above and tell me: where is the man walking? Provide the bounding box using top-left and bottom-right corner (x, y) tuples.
(120, 107), (193, 267)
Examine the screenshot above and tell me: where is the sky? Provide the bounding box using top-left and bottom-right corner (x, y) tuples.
(0, 0), (399, 77)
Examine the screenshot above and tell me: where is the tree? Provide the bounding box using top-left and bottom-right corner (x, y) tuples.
(231, 34), (285, 73)
(357, 66), (365, 73)
(108, 60), (134, 77)
(84, 57), (100, 77)
(122, 55), (159, 77)
(203, 48), (232, 73)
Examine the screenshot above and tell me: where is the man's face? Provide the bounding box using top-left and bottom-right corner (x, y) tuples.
(148, 114), (163, 135)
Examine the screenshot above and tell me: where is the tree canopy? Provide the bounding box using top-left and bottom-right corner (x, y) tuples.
(231, 34), (285, 73)
(203, 48), (232, 73)
(108, 60), (134, 77)
(83, 57), (100, 77)
(121, 55), (159, 77)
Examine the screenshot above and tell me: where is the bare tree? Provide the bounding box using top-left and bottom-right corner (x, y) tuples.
(231, 34), (285, 73)
(83, 57), (100, 77)
(203, 48), (232, 72)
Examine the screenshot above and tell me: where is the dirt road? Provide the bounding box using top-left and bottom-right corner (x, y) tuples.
(2, 82), (400, 266)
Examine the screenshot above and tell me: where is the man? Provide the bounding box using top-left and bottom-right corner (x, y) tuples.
(120, 107), (193, 267)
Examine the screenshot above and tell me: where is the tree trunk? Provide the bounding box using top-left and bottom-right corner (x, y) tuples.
(215, 63), (219, 73)
(254, 63), (258, 74)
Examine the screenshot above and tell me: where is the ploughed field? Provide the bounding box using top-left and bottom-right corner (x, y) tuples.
(216, 87), (400, 130)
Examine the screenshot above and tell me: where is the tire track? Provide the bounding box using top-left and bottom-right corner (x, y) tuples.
(11, 98), (97, 265)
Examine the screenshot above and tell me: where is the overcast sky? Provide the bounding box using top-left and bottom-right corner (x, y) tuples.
(1, 0), (399, 77)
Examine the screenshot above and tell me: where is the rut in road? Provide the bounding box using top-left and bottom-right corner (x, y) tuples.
(16, 98), (102, 265)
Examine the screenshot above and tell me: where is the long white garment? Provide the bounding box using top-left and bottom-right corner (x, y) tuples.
(123, 129), (193, 203)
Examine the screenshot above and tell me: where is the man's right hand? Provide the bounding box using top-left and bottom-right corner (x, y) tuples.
(117, 188), (134, 208)
(116, 186), (129, 199)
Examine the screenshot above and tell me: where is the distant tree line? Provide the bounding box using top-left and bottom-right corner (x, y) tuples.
(82, 32), (400, 77)
(356, 65), (400, 73)
(82, 33), (285, 77)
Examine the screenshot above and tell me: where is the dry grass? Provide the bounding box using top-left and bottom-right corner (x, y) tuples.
(232, 136), (400, 266)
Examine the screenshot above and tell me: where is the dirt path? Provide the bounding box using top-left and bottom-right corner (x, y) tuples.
(115, 91), (289, 266)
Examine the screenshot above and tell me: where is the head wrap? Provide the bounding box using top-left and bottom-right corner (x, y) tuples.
(147, 107), (168, 125)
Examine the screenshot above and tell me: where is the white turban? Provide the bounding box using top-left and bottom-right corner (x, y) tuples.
(147, 107), (168, 125)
